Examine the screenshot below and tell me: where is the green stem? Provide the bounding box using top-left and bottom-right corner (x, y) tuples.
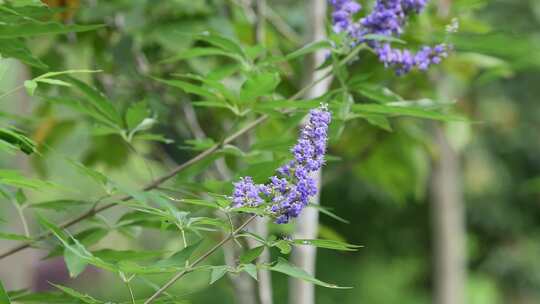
(143, 215), (257, 304)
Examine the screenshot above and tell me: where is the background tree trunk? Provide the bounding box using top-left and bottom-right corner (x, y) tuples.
(431, 2), (466, 303)
(289, 1), (332, 304)
(431, 125), (466, 304)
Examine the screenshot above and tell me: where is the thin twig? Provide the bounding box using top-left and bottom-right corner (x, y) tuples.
(143, 215), (257, 304)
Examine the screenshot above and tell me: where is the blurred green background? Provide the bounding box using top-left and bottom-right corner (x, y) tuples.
(2, 0), (540, 303)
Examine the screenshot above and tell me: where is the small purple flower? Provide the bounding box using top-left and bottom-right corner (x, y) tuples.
(230, 106), (332, 224)
(328, 0), (450, 75)
(231, 177), (264, 207)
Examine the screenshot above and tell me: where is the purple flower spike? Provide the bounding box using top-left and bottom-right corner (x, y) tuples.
(328, 0), (450, 75)
(230, 106), (332, 224)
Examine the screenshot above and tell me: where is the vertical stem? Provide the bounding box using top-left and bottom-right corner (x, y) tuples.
(289, 1), (332, 304)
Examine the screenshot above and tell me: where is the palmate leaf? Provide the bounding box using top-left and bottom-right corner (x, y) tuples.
(269, 258), (350, 289)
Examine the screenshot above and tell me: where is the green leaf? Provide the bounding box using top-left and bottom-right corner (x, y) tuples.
(34, 78), (72, 87)
(35, 69), (101, 80)
(0, 38), (48, 69)
(0, 232), (32, 241)
(23, 80), (37, 96)
(210, 266), (229, 284)
(155, 240), (202, 267)
(50, 283), (103, 304)
(152, 78), (215, 99)
(0, 128), (36, 155)
(292, 239), (362, 251)
(309, 204), (349, 224)
(0, 23), (104, 38)
(243, 264), (258, 281)
(0, 280), (11, 304)
(274, 240), (291, 254)
(365, 114), (393, 131)
(162, 47), (240, 63)
(193, 32), (246, 59)
(64, 76), (122, 126)
(351, 83), (403, 103)
(351, 103), (465, 122)
(125, 101), (151, 130)
(240, 246), (265, 264)
(239, 72), (280, 103)
(8, 291), (75, 303)
(28, 200), (90, 211)
(15, 189), (26, 205)
(284, 40), (332, 61)
(270, 258), (350, 289)
(0, 170), (55, 190)
(177, 198), (221, 209)
(38, 215), (116, 272)
(67, 159), (108, 187)
(64, 247), (88, 278)
(93, 249), (164, 262)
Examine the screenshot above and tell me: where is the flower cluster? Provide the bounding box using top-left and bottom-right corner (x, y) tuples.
(329, 0), (449, 75)
(230, 106), (331, 224)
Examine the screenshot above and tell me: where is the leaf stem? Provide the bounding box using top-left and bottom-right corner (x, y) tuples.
(143, 215), (257, 304)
